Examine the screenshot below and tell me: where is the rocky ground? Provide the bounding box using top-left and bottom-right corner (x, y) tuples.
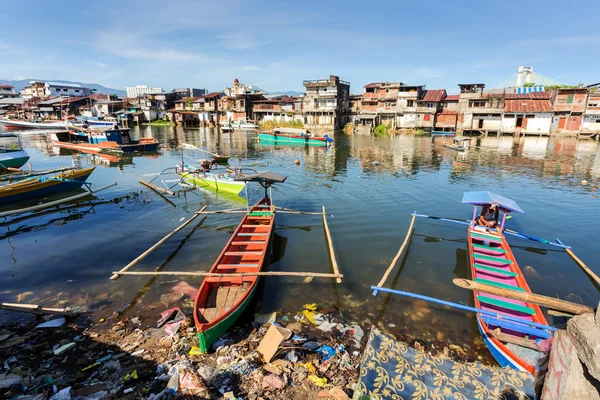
(0, 302), (365, 400)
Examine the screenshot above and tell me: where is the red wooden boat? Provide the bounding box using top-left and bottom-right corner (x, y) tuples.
(193, 172), (287, 352)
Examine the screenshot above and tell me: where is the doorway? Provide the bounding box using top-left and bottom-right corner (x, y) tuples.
(516, 116), (523, 128)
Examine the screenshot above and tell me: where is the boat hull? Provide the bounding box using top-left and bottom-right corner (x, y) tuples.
(0, 167), (95, 205)
(468, 227), (548, 375)
(0, 150), (30, 171)
(0, 119), (67, 130)
(180, 172), (246, 195)
(443, 143), (466, 151)
(194, 198), (274, 352)
(258, 132), (328, 146)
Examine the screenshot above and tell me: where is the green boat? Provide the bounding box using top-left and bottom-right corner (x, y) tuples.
(193, 172), (287, 352)
(0, 134), (30, 172)
(178, 163), (246, 195)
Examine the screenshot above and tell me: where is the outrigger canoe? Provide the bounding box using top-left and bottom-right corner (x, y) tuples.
(463, 191), (549, 374)
(258, 128), (333, 146)
(443, 136), (471, 151)
(177, 162), (246, 196)
(0, 167), (95, 205)
(194, 172), (287, 352)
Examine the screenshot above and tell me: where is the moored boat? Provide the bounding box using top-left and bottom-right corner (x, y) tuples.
(463, 191), (549, 374)
(194, 172), (287, 352)
(0, 134), (30, 172)
(0, 119), (68, 130)
(220, 123), (233, 133)
(50, 128), (160, 153)
(0, 167), (96, 205)
(443, 136), (471, 151)
(258, 128), (333, 146)
(235, 120), (259, 130)
(177, 162), (246, 195)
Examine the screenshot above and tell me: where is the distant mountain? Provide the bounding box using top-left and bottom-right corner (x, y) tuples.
(0, 78), (126, 97)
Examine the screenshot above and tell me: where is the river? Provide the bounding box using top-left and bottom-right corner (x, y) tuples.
(1, 126), (599, 363)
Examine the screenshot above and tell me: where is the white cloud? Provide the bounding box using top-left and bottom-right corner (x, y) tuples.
(242, 65), (260, 71)
(85, 59), (109, 67)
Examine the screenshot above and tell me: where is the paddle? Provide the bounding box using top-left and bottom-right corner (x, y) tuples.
(412, 213), (571, 249)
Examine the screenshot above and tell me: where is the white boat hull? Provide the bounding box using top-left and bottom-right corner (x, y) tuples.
(0, 119), (67, 130)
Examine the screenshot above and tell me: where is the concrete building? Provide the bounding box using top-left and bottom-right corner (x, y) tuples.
(501, 92), (553, 136)
(252, 96), (303, 124)
(435, 95), (459, 131)
(195, 92), (224, 125)
(126, 85), (164, 98)
(172, 88), (206, 98)
(224, 78), (261, 97)
(303, 75), (350, 132)
(221, 79), (264, 123)
(456, 84), (504, 135)
(139, 92), (178, 122)
(582, 92), (600, 134)
(395, 85), (425, 129)
(550, 88), (588, 133)
(21, 81), (92, 100)
(0, 84), (20, 99)
(416, 89), (446, 129)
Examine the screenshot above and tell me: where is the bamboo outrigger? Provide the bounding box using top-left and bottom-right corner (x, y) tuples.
(113, 170), (343, 352)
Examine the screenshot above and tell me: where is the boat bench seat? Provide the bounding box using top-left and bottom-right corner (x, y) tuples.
(473, 253), (513, 265)
(472, 243), (507, 253)
(225, 251), (263, 256)
(237, 233), (269, 236)
(474, 263), (518, 277)
(474, 277), (525, 292)
(215, 265), (261, 272)
(471, 232), (502, 243)
(241, 224), (269, 228)
(479, 315), (552, 339)
(231, 241), (266, 245)
(478, 295), (535, 315)
(249, 212), (273, 217)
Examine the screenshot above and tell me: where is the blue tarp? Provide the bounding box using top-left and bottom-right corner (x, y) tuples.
(355, 326), (535, 400)
(462, 191), (525, 214)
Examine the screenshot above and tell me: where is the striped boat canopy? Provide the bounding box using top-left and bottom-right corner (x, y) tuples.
(462, 191), (524, 213)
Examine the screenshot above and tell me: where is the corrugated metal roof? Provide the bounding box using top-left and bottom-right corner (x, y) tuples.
(421, 89), (446, 102)
(444, 95), (459, 101)
(504, 99), (552, 113)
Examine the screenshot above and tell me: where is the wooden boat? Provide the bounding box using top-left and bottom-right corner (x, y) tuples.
(443, 136), (471, 151)
(0, 134), (30, 172)
(177, 162), (246, 195)
(220, 123), (233, 133)
(50, 128), (160, 153)
(194, 171), (287, 352)
(258, 128), (333, 146)
(0, 119), (67, 130)
(463, 191), (549, 374)
(235, 120), (259, 130)
(0, 167), (95, 205)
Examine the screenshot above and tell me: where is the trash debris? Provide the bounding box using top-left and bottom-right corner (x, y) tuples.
(35, 318), (66, 329)
(255, 312), (277, 324)
(308, 374), (327, 387)
(53, 342), (76, 355)
(257, 323), (286, 362)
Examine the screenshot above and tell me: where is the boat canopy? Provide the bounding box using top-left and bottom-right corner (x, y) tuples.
(453, 137), (472, 142)
(462, 191), (524, 213)
(235, 171), (287, 184)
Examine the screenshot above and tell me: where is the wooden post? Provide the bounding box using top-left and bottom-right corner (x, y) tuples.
(110, 205), (207, 280)
(112, 271), (344, 279)
(453, 278), (594, 315)
(373, 214), (416, 295)
(563, 246), (600, 287)
(322, 206), (342, 283)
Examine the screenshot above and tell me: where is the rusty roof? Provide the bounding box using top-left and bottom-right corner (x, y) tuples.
(444, 95), (459, 101)
(504, 100), (552, 113)
(199, 92), (223, 100)
(437, 109), (458, 115)
(0, 84), (14, 89)
(505, 92), (550, 100)
(175, 96), (203, 103)
(421, 89), (446, 102)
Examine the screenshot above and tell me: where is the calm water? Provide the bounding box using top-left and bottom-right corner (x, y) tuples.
(1, 126), (599, 362)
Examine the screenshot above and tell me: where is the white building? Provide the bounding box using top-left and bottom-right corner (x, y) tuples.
(20, 81), (92, 100)
(0, 84), (20, 99)
(126, 85), (164, 98)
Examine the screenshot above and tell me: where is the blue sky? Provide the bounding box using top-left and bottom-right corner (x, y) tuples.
(1, 0), (598, 93)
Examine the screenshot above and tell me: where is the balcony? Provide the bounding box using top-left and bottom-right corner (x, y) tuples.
(254, 105), (280, 111)
(416, 107), (436, 113)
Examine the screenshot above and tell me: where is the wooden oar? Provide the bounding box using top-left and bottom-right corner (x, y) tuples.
(412, 213), (570, 249)
(453, 278), (594, 315)
(555, 238), (600, 287)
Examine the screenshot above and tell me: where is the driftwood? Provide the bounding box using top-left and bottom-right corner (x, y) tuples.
(489, 329), (541, 351)
(322, 206), (341, 283)
(199, 209), (247, 214)
(0, 302), (88, 316)
(112, 271), (343, 279)
(110, 205), (208, 280)
(453, 278), (594, 315)
(373, 214), (416, 294)
(139, 177), (175, 196)
(565, 247), (600, 287)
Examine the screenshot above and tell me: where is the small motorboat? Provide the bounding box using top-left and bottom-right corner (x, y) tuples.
(50, 128), (160, 153)
(258, 128), (333, 146)
(0, 119), (67, 130)
(220, 123), (233, 133)
(177, 162), (246, 195)
(236, 120), (259, 130)
(443, 136), (472, 151)
(0, 134), (30, 172)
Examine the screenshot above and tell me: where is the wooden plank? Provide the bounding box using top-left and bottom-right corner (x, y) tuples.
(0, 302), (88, 316)
(113, 271), (344, 278)
(218, 263), (259, 268)
(471, 232), (502, 243)
(110, 205), (207, 280)
(138, 177), (175, 196)
(480, 315), (551, 338)
(490, 329), (542, 350)
(322, 206), (342, 283)
(472, 253), (513, 264)
(474, 277), (525, 292)
(215, 287), (230, 309)
(454, 278), (594, 315)
(472, 243), (507, 253)
(564, 246), (600, 287)
(478, 295), (535, 315)
(232, 241), (266, 245)
(474, 263), (518, 277)
(224, 287), (240, 308)
(373, 214), (416, 293)
(237, 233), (269, 236)
(225, 251), (263, 256)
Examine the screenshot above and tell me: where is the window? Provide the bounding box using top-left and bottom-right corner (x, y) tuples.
(589, 103), (599, 108)
(469, 100), (486, 108)
(426, 102), (435, 108)
(567, 94), (574, 104)
(407, 100), (414, 107)
(75, 90), (80, 93)
(525, 114), (535, 119)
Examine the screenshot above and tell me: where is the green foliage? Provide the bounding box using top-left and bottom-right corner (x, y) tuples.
(373, 124), (391, 137)
(258, 120), (304, 130)
(186, 98), (194, 109)
(142, 119), (173, 126)
(343, 122), (354, 135)
(544, 84), (581, 90)
(415, 129), (426, 136)
(523, 82), (536, 87)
